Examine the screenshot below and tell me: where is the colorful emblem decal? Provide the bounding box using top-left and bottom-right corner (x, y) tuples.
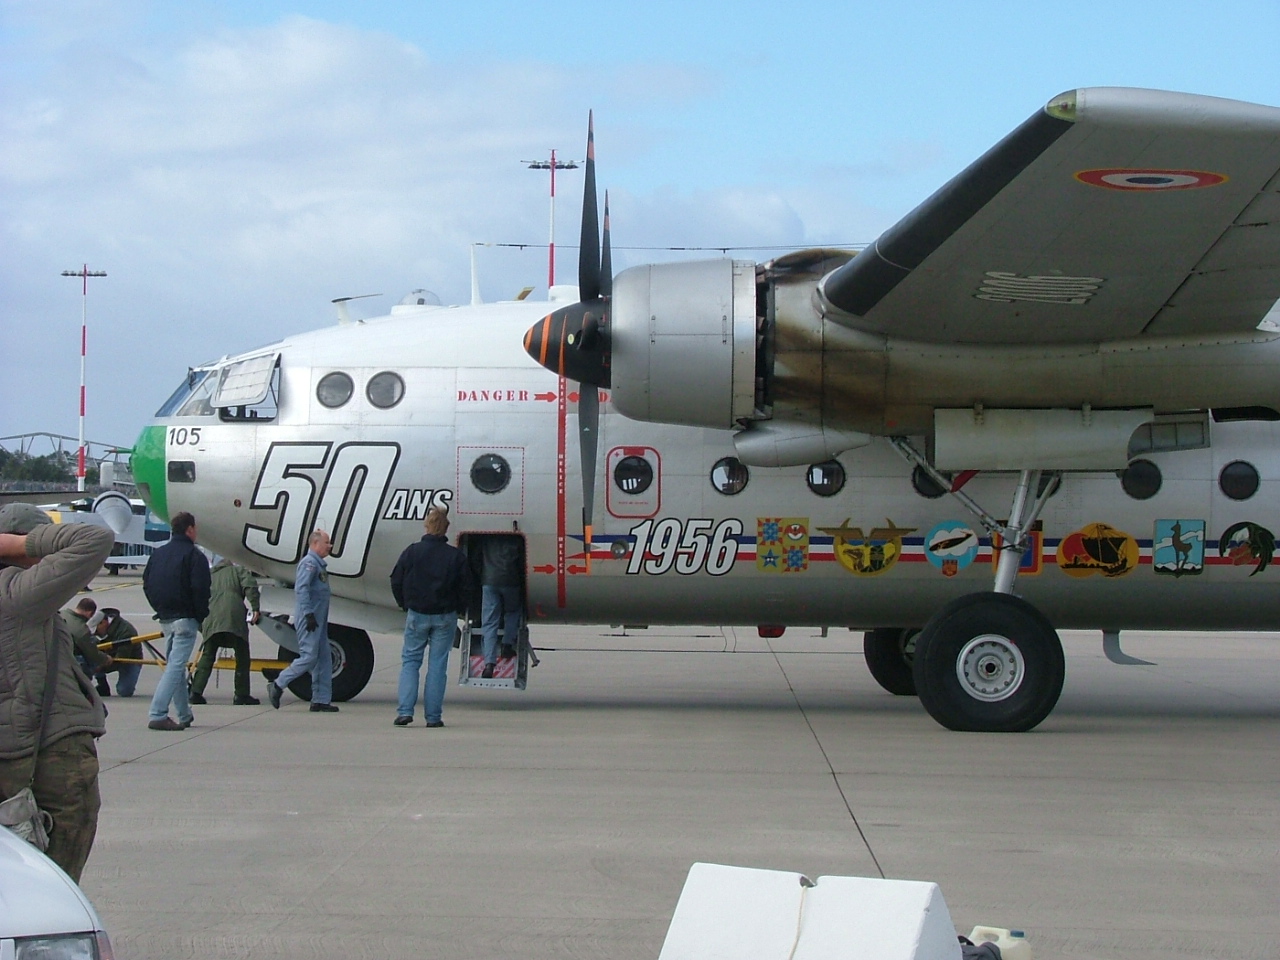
(991, 526), (1043, 575)
(757, 517), (809, 573)
(1075, 169), (1227, 191)
(1218, 521), (1276, 576)
(819, 519), (916, 577)
(1152, 519), (1205, 577)
(924, 522), (978, 578)
(1057, 522), (1139, 578)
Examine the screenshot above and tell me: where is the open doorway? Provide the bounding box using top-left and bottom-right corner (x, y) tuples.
(457, 532), (530, 689)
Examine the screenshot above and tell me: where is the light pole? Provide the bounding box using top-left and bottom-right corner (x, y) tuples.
(61, 265), (107, 492)
(523, 151), (579, 290)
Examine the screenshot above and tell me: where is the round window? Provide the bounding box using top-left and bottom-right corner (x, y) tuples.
(911, 465), (947, 500)
(806, 460), (846, 497)
(710, 457), (749, 496)
(470, 454), (511, 495)
(316, 372), (354, 408)
(1120, 459), (1162, 500)
(367, 371), (405, 409)
(1219, 460), (1259, 501)
(613, 455), (653, 495)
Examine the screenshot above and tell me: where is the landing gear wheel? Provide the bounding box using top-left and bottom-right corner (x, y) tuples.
(274, 624), (375, 703)
(913, 593), (1064, 732)
(863, 628), (918, 696)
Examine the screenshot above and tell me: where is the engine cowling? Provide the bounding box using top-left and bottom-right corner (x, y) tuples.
(609, 259), (758, 429)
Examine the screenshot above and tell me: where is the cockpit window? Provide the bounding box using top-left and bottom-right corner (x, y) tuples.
(176, 374), (217, 417)
(155, 369), (211, 417)
(218, 359), (280, 422)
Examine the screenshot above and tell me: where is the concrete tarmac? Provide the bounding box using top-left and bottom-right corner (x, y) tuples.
(79, 573), (1279, 960)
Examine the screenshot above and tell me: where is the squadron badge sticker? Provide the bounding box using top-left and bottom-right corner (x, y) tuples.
(925, 522), (978, 578)
(819, 519), (916, 577)
(757, 518), (809, 573)
(1056, 522), (1139, 578)
(1153, 520), (1205, 577)
(1218, 521), (1276, 576)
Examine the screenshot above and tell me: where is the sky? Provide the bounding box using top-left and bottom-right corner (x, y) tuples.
(3, 0), (1278, 449)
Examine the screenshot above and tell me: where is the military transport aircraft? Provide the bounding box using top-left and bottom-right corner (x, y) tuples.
(129, 87), (1280, 732)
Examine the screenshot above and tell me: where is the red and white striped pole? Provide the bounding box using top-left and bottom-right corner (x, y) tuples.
(524, 152), (579, 293)
(61, 265), (107, 492)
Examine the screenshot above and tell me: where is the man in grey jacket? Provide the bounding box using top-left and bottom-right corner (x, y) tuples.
(0, 502), (114, 882)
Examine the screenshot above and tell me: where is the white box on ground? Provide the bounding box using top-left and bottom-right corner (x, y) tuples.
(658, 862), (962, 960)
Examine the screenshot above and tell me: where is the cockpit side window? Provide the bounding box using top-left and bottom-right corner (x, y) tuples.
(218, 358), (280, 422)
(176, 374), (217, 417)
(155, 369), (211, 417)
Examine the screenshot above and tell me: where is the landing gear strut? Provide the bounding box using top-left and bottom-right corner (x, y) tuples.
(891, 440), (1066, 732)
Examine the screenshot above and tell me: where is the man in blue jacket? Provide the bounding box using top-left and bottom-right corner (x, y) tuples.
(143, 512), (210, 731)
(266, 529), (337, 713)
(390, 507), (472, 728)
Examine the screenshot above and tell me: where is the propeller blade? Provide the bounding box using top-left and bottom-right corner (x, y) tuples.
(600, 191), (612, 299)
(578, 112), (600, 302)
(578, 384), (600, 568)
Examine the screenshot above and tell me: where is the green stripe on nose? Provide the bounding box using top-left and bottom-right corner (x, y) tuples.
(130, 425), (169, 522)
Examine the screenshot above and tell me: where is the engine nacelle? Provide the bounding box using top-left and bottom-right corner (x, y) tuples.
(610, 259), (758, 429)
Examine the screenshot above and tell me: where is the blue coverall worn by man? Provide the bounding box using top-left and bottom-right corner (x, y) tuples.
(266, 529), (338, 712)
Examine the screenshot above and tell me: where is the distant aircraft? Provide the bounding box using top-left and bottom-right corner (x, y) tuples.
(130, 88), (1280, 731)
(41, 491), (171, 571)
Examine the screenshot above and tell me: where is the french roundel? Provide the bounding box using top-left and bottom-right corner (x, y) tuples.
(1075, 169), (1227, 190)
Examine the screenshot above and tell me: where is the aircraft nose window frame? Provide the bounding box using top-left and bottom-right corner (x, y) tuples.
(1219, 459), (1260, 501)
(168, 460), (196, 483)
(317, 371), (355, 409)
(1119, 458), (1162, 500)
(613, 455), (654, 495)
(470, 453), (512, 495)
(366, 371), (405, 409)
(710, 457), (749, 496)
(154, 369), (212, 417)
(806, 460), (846, 497)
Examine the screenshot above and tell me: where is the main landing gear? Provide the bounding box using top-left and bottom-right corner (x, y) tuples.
(890, 440), (1066, 732)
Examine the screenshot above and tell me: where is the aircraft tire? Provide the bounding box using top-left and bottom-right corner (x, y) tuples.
(862, 628), (918, 696)
(274, 624), (375, 703)
(913, 593), (1064, 732)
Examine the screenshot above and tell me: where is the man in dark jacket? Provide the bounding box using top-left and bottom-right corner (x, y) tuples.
(0, 502), (114, 882)
(142, 511), (210, 731)
(389, 506), (472, 728)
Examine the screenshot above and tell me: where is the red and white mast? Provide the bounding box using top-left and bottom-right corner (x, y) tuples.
(524, 151), (579, 291)
(61, 264), (107, 492)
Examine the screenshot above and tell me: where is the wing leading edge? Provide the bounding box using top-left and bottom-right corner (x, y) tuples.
(819, 87), (1280, 345)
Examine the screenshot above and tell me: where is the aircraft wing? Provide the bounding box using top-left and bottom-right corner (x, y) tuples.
(819, 87), (1280, 344)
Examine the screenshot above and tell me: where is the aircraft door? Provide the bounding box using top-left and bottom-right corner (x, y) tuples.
(456, 533), (531, 690)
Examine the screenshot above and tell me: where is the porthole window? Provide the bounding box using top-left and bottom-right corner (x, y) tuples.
(613, 455), (653, 495)
(316, 371), (354, 408)
(1219, 460), (1260, 501)
(367, 371), (405, 409)
(710, 457), (749, 496)
(911, 465), (947, 500)
(470, 454), (511, 495)
(806, 460), (846, 497)
(1120, 459), (1162, 500)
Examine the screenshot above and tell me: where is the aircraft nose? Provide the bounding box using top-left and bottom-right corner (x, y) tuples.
(130, 424), (169, 521)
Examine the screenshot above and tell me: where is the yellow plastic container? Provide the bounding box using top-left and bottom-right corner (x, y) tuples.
(968, 926), (1032, 960)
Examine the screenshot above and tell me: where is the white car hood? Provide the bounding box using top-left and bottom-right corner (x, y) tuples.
(0, 826), (101, 938)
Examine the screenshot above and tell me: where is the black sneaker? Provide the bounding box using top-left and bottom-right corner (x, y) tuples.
(266, 682), (282, 709)
(393, 715), (413, 726)
(499, 644), (516, 659)
(188, 693), (208, 705)
(233, 696), (261, 706)
(481, 663), (496, 679)
(310, 702), (339, 713)
(425, 720), (444, 728)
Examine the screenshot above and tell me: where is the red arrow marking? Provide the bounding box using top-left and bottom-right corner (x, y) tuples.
(532, 564), (556, 574)
(534, 392), (556, 402)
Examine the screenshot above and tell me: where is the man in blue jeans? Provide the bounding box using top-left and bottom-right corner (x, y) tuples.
(266, 529), (337, 713)
(479, 535), (524, 678)
(389, 507), (472, 728)
(143, 512), (210, 731)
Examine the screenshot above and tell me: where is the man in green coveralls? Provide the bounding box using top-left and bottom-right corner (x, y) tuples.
(189, 559), (262, 705)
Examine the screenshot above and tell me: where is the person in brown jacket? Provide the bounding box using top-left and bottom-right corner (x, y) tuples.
(0, 503), (114, 882)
